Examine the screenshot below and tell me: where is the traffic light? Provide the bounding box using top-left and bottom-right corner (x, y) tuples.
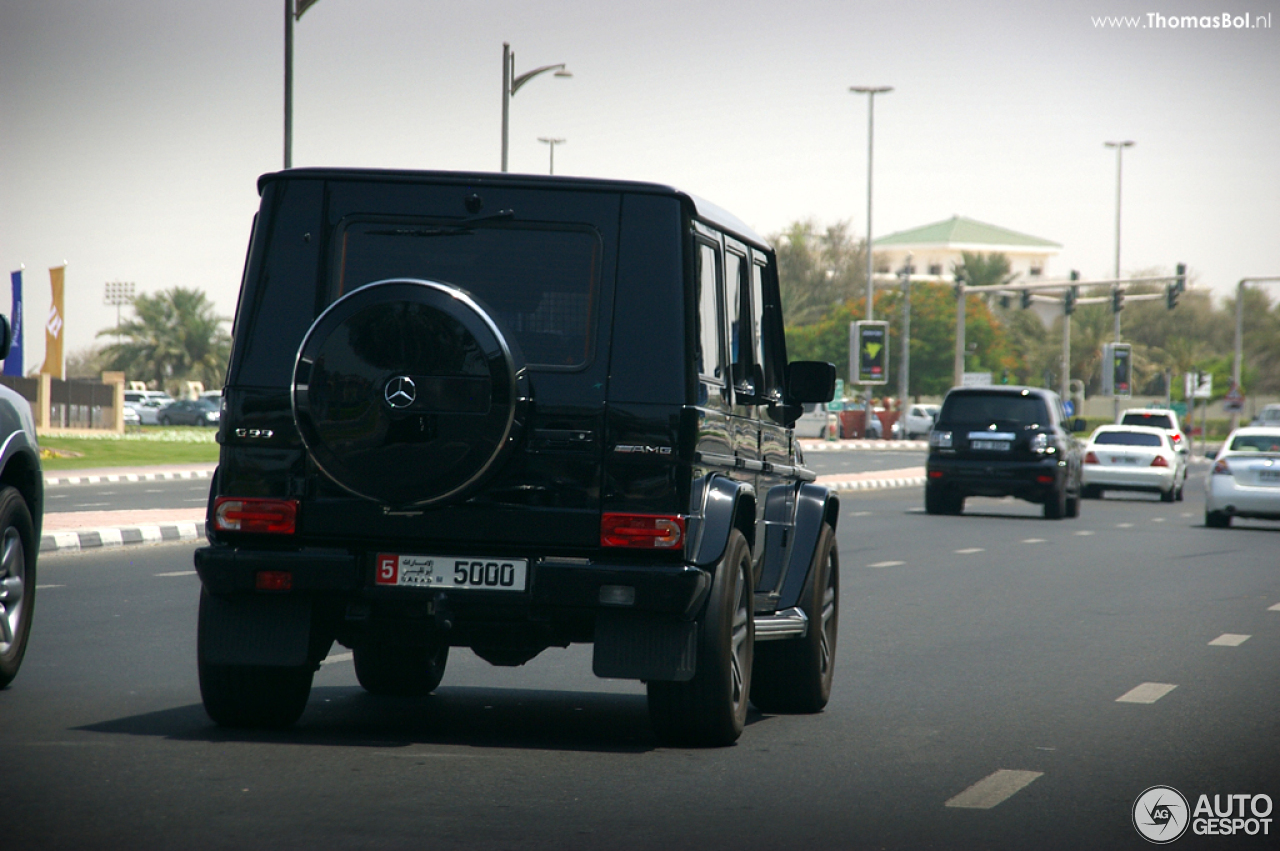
(953, 268), (965, 298)
(1167, 262), (1186, 309)
(1113, 342), (1132, 397)
(1111, 287), (1125, 313)
(999, 294), (1011, 310)
(1063, 285), (1077, 315)
(1020, 289), (1033, 309)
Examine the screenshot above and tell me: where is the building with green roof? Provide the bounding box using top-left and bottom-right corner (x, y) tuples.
(872, 216), (1061, 282)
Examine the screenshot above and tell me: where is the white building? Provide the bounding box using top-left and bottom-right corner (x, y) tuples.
(872, 216), (1061, 282)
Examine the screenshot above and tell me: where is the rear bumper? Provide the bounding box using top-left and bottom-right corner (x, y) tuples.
(1205, 479), (1280, 518)
(1083, 465), (1175, 492)
(926, 455), (1068, 501)
(193, 545), (710, 618)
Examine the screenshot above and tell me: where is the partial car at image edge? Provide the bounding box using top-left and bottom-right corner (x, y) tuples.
(1203, 426), (1280, 528)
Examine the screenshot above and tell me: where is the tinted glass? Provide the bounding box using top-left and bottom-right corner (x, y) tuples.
(335, 219), (601, 369)
(1229, 434), (1280, 452)
(1121, 413), (1175, 429)
(696, 242), (724, 384)
(941, 394), (1048, 425)
(1095, 431), (1162, 447)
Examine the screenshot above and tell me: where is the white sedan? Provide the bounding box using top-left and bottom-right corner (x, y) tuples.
(1082, 424), (1186, 502)
(1204, 426), (1280, 528)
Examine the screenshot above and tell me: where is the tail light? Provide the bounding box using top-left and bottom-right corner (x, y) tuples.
(1150, 456), (1169, 468)
(213, 498), (298, 534)
(1085, 451), (1099, 464)
(601, 513), (685, 549)
(1212, 459), (1233, 476)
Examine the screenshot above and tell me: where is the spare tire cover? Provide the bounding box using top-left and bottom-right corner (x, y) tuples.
(292, 279), (527, 507)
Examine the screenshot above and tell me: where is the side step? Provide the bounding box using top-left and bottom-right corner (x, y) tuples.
(753, 606), (808, 641)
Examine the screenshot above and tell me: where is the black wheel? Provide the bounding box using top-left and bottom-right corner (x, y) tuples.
(1082, 485), (1101, 500)
(1205, 510), (1231, 528)
(945, 492), (965, 515)
(354, 639), (448, 696)
(1175, 483), (1185, 502)
(159, 415), (170, 426)
(751, 523), (838, 714)
(0, 487), (36, 688)
(292, 279), (529, 509)
(648, 530), (754, 747)
(197, 590), (313, 728)
(924, 482), (946, 515)
(1160, 486), (1175, 503)
(1066, 490), (1081, 518)
(1044, 482), (1067, 519)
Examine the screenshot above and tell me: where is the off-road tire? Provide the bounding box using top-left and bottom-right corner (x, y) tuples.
(354, 640), (449, 697)
(0, 487), (36, 688)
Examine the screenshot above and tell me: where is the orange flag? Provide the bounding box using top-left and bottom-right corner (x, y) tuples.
(41, 265), (65, 379)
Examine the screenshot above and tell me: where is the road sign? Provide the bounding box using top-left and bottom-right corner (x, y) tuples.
(853, 320), (889, 385)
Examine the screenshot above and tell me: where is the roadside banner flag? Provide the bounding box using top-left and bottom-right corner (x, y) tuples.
(41, 265), (65, 379)
(4, 270), (22, 377)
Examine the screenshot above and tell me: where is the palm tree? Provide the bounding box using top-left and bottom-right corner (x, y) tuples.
(97, 287), (231, 391)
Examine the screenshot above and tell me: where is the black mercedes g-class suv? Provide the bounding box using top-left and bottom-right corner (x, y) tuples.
(194, 169), (839, 746)
(924, 385), (1085, 519)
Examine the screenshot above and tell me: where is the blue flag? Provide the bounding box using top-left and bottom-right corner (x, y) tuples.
(4, 270), (21, 377)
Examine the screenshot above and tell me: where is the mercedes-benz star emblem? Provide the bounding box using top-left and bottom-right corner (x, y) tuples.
(384, 376), (417, 409)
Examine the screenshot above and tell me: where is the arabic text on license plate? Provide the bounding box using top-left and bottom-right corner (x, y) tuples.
(971, 440), (1010, 451)
(375, 554), (528, 591)
(1112, 456), (1138, 464)
(1259, 469), (1280, 482)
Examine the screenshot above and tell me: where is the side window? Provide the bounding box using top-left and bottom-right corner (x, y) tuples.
(751, 259), (782, 401)
(695, 241), (724, 386)
(724, 248), (755, 397)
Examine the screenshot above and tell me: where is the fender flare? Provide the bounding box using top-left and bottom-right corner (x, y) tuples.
(687, 474), (756, 569)
(777, 483), (839, 610)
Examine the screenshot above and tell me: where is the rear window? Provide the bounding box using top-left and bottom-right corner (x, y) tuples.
(333, 218), (602, 369)
(1095, 431), (1163, 447)
(941, 394), (1049, 425)
(1230, 434), (1280, 452)
(1121, 412), (1175, 430)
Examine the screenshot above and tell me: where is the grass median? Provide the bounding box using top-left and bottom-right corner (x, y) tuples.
(38, 427), (220, 470)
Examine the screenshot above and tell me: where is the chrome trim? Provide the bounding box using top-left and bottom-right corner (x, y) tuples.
(753, 606), (808, 641)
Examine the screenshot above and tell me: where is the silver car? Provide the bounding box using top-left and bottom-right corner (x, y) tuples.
(1204, 427), (1280, 528)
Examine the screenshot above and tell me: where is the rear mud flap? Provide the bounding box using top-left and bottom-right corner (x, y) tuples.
(592, 611), (696, 682)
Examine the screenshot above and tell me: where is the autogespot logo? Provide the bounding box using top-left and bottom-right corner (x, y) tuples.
(1134, 786), (1190, 843)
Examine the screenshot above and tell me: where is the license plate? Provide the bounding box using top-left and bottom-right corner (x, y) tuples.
(1111, 456), (1138, 465)
(375, 553), (528, 591)
(1260, 470), (1280, 482)
(971, 440), (1010, 451)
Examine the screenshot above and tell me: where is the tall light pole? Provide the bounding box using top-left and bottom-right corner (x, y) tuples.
(1105, 139), (1134, 417)
(898, 254), (912, 411)
(538, 137), (566, 175)
(284, 0), (322, 169)
(502, 43), (571, 172)
(103, 281), (135, 344)
(850, 86), (892, 322)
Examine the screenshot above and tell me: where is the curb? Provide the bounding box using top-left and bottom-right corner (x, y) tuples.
(44, 469), (214, 487)
(41, 522), (203, 554)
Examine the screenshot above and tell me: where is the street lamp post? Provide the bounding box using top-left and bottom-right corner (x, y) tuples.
(538, 137), (566, 175)
(284, 0), (322, 169)
(502, 43), (572, 172)
(1105, 139), (1134, 417)
(850, 86), (892, 322)
(104, 281), (135, 344)
(898, 255), (912, 413)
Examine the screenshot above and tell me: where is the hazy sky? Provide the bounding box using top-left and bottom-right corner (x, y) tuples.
(2, 0), (1277, 363)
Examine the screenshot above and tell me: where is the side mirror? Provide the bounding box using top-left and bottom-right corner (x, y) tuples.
(785, 361), (836, 404)
(0, 315), (11, 360)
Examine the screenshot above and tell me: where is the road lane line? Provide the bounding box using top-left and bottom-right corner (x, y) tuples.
(945, 770), (1043, 809)
(1116, 523), (1134, 528)
(1022, 538), (1045, 544)
(867, 560), (904, 568)
(155, 570), (197, 577)
(1074, 530), (1094, 536)
(1269, 603), (1280, 612)
(1208, 633), (1250, 647)
(1152, 517), (1166, 523)
(1116, 682), (1177, 703)
(954, 548), (984, 554)
(321, 652), (354, 666)
(36, 584), (66, 589)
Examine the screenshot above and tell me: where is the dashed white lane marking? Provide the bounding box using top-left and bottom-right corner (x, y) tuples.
(1022, 538), (1045, 544)
(36, 584), (66, 590)
(1270, 603), (1280, 612)
(155, 570), (197, 577)
(1117, 682), (1177, 703)
(868, 560), (904, 569)
(1209, 633), (1250, 647)
(1152, 517), (1166, 523)
(1074, 530), (1094, 536)
(945, 770), (1044, 809)
(321, 652), (354, 666)
(1116, 523), (1134, 528)
(954, 548), (984, 554)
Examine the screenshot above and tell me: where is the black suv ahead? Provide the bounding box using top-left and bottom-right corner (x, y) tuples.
(925, 385), (1085, 519)
(194, 169), (839, 746)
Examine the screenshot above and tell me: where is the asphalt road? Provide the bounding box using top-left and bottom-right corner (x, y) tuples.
(45, 476), (212, 513)
(6, 464), (1278, 850)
